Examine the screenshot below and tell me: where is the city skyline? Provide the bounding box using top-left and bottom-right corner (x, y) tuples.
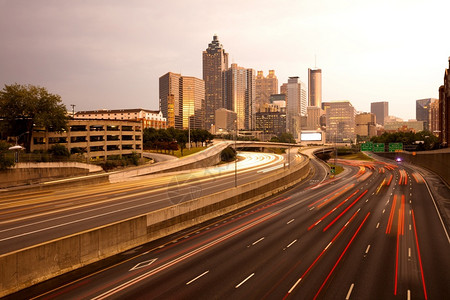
(1, 0), (449, 120)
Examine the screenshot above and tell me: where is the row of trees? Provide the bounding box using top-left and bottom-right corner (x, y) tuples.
(144, 128), (214, 155)
(370, 130), (439, 151)
(0, 84), (68, 151)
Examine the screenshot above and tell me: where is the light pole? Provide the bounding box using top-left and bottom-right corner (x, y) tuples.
(9, 131), (28, 163)
(234, 119), (237, 187)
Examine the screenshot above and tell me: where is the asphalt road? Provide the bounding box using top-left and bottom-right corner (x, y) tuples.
(0, 149), (303, 254)
(9, 154), (449, 300)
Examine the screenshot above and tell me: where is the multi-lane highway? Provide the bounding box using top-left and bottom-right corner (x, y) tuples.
(0, 150), (302, 254)
(6, 152), (449, 300)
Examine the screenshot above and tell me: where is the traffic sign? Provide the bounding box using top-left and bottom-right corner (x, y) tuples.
(373, 143), (385, 152)
(388, 143), (403, 152)
(361, 142), (373, 151)
(330, 166), (335, 174)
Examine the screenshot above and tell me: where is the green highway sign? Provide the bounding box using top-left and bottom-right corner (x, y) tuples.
(373, 143), (385, 152)
(330, 166), (335, 174)
(361, 142), (373, 151)
(389, 143), (403, 152)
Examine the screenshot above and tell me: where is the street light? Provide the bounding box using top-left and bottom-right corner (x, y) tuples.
(8, 131), (28, 163)
(234, 119), (237, 187)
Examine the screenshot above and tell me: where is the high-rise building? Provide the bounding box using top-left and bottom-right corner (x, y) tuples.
(308, 68), (322, 108)
(159, 72), (182, 129)
(355, 112), (377, 140)
(325, 101), (356, 143)
(429, 99), (440, 136)
(181, 76), (205, 130)
(438, 57), (450, 147)
(416, 98), (438, 131)
(223, 63), (256, 130)
(285, 77), (307, 139)
(203, 35), (229, 130)
(159, 72), (205, 130)
(255, 70), (278, 111)
(255, 104), (286, 137)
(371, 101), (389, 126)
(280, 83), (288, 96)
(306, 106), (323, 130)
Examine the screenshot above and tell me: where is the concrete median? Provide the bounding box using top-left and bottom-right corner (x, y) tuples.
(0, 157), (310, 297)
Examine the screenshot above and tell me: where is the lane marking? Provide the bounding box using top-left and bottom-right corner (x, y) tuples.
(408, 248), (411, 258)
(376, 222), (380, 229)
(129, 259), (158, 271)
(235, 273), (255, 288)
(186, 270), (209, 285)
(365, 245), (371, 254)
(252, 237), (265, 246)
(284, 239), (297, 250)
(287, 219), (294, 225)
(345, 283), (355, 300)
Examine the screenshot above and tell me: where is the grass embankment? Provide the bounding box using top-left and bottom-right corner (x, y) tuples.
(173, 146), (207, 158)
(337, 151), (374, 161)
(327, 163), (344, 175)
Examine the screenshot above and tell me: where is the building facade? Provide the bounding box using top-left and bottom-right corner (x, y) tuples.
(159, 72), (182, 128)
(285, 77), (307, 139)
(75, 108), (167, 129)
(215, 108), (237, 133)
(255, 70), (278, 111)
(159, 72), (205, 130)
(371, 101), (389, 126)
(308, 68), (322, 108)
(416, 98), (438, 131)
(355, 112), (377, 140)
(438, 57), (450, 147)
(31, 119), (143, 161)
(384, 120), (424, 133)
(306, 106), (323, 130)
(325, 101), (356, 143)
(223, 63), (256, 130)
(429, 99), (440, 136)
(203, 35), (229, 130)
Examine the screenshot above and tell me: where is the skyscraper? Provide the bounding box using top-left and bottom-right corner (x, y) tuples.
(223, 63), (256, 130)
(159, 72), (205, 130)
(308, 68), (322, 108)
(416, 98), (438, 131)
(159, 72), (182, 129)
(438, 57), (450, 147)
(285, 77), (307, 139)
(255, 70), (278, 111)
(203, 35), (229, 130)
(325, 101), (356, 143)
(371, 101), (389, 126)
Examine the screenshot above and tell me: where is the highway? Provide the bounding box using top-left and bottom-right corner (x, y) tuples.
(0, 149), (303, 254)
(7, 153), (450, 299)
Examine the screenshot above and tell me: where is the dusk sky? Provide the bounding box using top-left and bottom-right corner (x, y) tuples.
(1, 0), (449, 120)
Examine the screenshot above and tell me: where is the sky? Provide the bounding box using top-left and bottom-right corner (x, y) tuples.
(1, 0), (449, 120)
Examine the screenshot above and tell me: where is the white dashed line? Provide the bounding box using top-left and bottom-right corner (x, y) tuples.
(186, 270), (209, 285)
(235, 273), (255, 288)
(287, 219), (294, 224)
(346, 283), (355, 299)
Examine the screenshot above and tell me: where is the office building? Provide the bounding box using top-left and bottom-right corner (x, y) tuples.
(438, 57), (450, 147)
(306, 106), (323, 130)
(159, 72), (205, 130)
(308, 68), (322, 108)
(371, 101), (389, 126)
(255, 70), (278, 111)
(31, 119), (143, 161)
(159, 72), (182, 129)
(285, 77), (307, 139)
(429, 100), (440, 136)
(203, 35), (229, 130)
(384, 120), (424, 133)
(355, 112), (377, 140)
(215, 108), (237, 133)
(223, 63), (256, 130)
(75, 108), (167, 129)
(416, 98), (438, 131)
(325, 101), (356, 143)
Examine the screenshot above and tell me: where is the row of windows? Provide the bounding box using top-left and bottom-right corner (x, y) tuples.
(33, 136), (140, 144)
(70, 125), (141, 132)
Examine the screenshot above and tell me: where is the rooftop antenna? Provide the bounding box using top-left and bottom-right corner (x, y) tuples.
(315, 54), (317, 69)
(70, 104), (76, 119)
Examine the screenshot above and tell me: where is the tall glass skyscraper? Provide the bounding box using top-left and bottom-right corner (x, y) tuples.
(370, 101), (389, 126)
(202, 35), (229, 130)
(308, 68), (322, 108)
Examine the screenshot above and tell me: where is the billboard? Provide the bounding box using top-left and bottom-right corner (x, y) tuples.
(301, 132), (322, 141)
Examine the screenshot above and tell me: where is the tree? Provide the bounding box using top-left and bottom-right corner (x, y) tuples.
(0, 140), (15, 170)
(0, 84), (68, 151)
(176, 130), (188, 156)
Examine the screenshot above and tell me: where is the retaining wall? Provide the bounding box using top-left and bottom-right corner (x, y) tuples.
(0, 157), (310, 297)
(376, 151), (450, 185)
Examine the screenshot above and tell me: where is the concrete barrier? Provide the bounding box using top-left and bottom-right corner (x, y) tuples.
(0, 158), (310, 297)
(376, 151), (450, 185)
(0, 162), (103, 189)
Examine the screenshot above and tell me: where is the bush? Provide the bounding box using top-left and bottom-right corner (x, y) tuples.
(0, 140), (15, 170)
(221, 146), (236, 162)
(49, 144), (70, 157)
